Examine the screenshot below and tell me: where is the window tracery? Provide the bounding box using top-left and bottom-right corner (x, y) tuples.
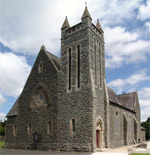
(31, 85), (48, 108)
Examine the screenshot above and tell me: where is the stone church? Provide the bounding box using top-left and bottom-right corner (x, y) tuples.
(6, 7), (141, 152)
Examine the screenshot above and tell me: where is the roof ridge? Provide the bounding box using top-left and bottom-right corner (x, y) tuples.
(118, 92), (136, 96)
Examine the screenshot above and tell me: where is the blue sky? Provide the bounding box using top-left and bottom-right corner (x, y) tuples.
(0, 0), (150, 121)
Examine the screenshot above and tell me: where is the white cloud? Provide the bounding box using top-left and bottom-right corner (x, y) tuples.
(141, 107), (150, 121)
(105, 26), (150, 69)
(89, 0), (143, 26)
(0, 52), (31, 97)
(139, 87), (150, 99)
(137, 0), (150, 21)
(0, 112), (6, 122)
(0, 0), (86, 55)
(0, 94), (6, 105)
(105, 27), (139, 44)
(139, 87), (150, 121)
(145, 21), (150, 28)
(0, 0), (146, 58)
(140, 100), (150, 108)
(107, 69), (149, 94)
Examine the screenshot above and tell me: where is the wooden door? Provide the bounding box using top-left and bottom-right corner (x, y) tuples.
(96, 130), (99, 148)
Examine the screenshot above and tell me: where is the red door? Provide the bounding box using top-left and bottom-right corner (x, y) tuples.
(96, 130), (99, 148)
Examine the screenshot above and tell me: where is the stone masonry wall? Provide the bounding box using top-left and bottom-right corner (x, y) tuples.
(6, 48), (59, 150)
(88, 24), (106, 151)
(109, 103), (139, 148)
(57, 18), (94, 152)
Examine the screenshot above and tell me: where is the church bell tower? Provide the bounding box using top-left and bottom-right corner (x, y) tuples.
(58, 6), (106, 152)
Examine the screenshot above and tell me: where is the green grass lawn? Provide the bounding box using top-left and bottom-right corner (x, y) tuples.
(0, 141), (5, 148)
(130, 153), (150, 155)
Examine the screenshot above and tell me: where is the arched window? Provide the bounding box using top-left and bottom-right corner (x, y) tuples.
(68, 48), (72, 90)
(28, 124), (32, 135)
(115, 111), (119, 133)
(99, 42), (102, 87)
(13, 125), (17, 136)
(94, 37), (97, 85)
(47, 122), (51, 134)
(77, 44), (80, 88)
(70, 119), (76, 132)
(38, 61), (43, 73)
(128, 116), (132, 133)
(31, 85), (48, 108)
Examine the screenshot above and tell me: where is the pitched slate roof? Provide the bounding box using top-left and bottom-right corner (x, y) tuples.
(45, 51), (60, 70)
(107, 87), (136, 111)
(7, 96), (19, 117)
(107, 87), (120, 105)
(117, 93), (136, 111)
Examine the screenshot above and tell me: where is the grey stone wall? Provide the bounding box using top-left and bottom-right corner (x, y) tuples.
(57, 16), (106, 152)
(6, 48), (59, 150)
(88, 25), (106, 151)
(5, 116), (18, 148)
(57, 17), (94, 152)
(109, 102), (140, 148)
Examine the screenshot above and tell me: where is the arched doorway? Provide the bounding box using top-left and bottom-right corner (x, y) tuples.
(96, 120), (103, 148)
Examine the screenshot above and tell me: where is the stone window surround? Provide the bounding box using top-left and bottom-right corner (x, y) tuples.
(28, 123), (32, 135)
(13, 125), (17, 136)
(47, 121), (52, 135)
(114, 110), (120, 135)
(67, 47), (72, 93)
(99, 42), (102, 88)
(70, 118), (76, 133)
(128, 115), (132, 134)
(93, 36), (103, 89)
(66, 47), (72, 92)
(38, 61), (43, 73)
(93, 37), (97, 86)
(76, 43), (81, 91)
(123, 112), (128, 145)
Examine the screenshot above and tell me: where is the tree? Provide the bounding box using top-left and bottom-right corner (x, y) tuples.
(147, 117), (150, 122)
(0, 126), (5, 136)
(141, 121), (150, 140)
(0, 120), (7, 137)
